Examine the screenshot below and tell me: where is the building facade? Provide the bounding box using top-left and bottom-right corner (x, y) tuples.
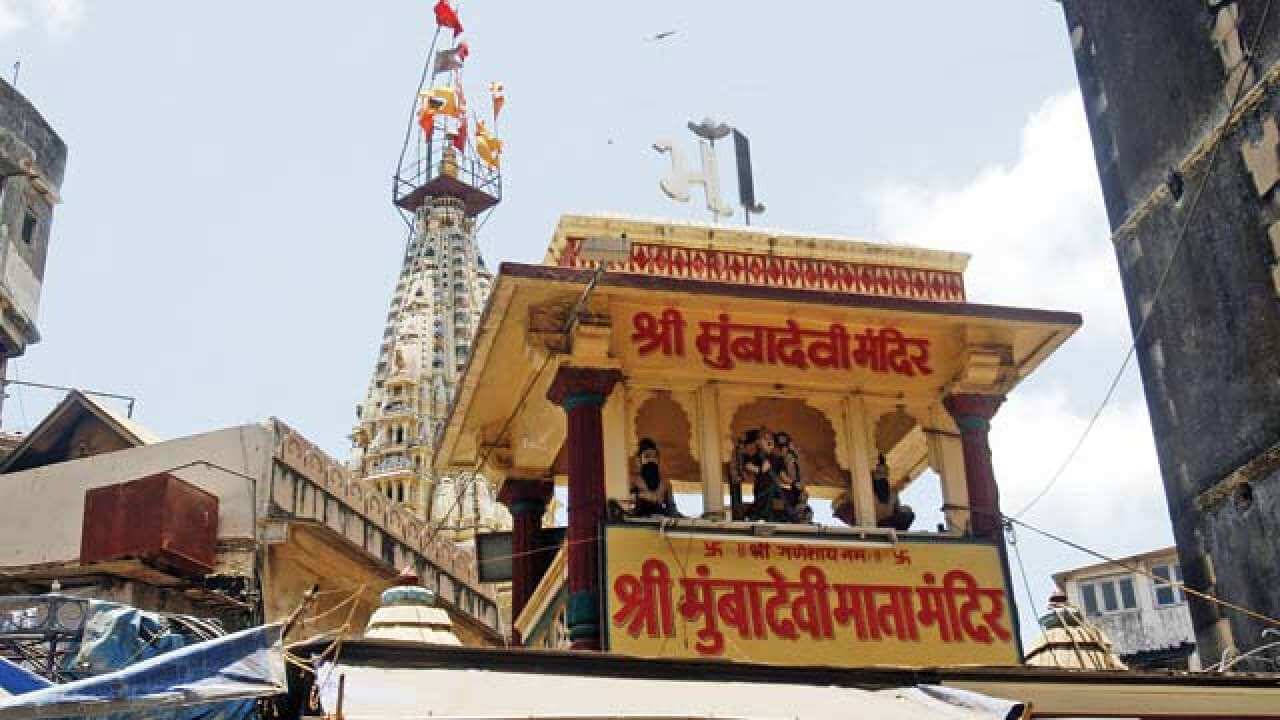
(0, 405), (504, 644)
(349, 196), (509, 542)
(1053, 547), (1198, 670)
(0, 78), (65, 420)
(1060, 1), (1280, 665)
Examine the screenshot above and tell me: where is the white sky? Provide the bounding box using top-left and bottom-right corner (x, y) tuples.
(1, 0), (1172, 644)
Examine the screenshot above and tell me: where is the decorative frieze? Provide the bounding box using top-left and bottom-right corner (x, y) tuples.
(553, 237), (966, 303)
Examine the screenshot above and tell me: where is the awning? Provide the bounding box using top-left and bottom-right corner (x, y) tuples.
(0, 625), (285, 720)
(317, 661), (1027, 719)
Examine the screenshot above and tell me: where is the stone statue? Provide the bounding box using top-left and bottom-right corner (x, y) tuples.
(773, 431), (813, 524)
(872, 454), (915, 531)
(629, 437), (680, 517)
(733, 427), (813, 524)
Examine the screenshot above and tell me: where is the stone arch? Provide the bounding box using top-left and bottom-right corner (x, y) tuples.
(633, 391), (699, 489)
(872, 405), (929, 489)
(729, 397), (847, 494)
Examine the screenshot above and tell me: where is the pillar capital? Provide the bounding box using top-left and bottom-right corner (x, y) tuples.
(547, 366), (623, 409)
(943, 393), (1005, 428)
(497, 478), (554, 516)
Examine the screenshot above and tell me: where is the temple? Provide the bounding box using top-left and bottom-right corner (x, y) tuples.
(297, 213), (1280, 717)
(349, 11), (511, 551)
(432, 213), (1080, 658)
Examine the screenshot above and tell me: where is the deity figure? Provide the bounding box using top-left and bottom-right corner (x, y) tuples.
(732, 427), (812, 524)
(773, 431), (813, 524)
(629, 437), (680, 518)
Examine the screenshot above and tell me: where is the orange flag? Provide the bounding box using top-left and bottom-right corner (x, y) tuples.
(475, 119), (502, 168)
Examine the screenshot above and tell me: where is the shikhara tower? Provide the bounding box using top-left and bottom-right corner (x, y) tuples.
(351, 1), (508, 543)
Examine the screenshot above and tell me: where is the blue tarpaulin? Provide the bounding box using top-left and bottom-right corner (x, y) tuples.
(0, 624), (284, 720)
(0, 659), (51, 698)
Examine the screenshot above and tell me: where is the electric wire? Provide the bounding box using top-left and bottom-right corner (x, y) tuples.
(420, 350), (556, 550)
(9, 360), (28, 431)
(1014, 0), (1275, 519)
(1003, 512), (1280, 630)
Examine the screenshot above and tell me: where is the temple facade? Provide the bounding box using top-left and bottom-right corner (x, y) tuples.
(436, 213), (1082, 656)
(350, 196), (509, 542)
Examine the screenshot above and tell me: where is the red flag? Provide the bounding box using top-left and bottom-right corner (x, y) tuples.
(455, 41), (470, 62)
(434, 0), (463, 36)
(452, 115), (468, 152)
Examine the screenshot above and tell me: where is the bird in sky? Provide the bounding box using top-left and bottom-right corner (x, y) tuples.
(646, 30), (678, 42)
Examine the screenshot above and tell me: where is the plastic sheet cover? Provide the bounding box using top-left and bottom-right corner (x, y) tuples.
(0, 659), (52, 698)
(318, 660), (1029, 719)
(0, 624), (284, 720)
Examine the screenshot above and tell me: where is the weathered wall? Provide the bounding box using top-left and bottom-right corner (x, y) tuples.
(1062, 554), (1196, 665)
(0, 424), (271, 568)
(0, 78), (66, 186)
(1061, 0), (1280, 663)
(0, 76), (66, 347)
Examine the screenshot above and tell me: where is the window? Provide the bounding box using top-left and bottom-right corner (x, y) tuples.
(1079, 575), (1139, 615)
(1152, 563), (1185, 606)
(21, 208), (38, 245)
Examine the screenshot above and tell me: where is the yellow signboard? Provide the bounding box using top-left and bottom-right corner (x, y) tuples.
(603, 525), (1020, 668)
(616, 303), (958, 391)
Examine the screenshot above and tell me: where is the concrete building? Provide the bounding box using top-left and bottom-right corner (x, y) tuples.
(1053, 547), (1198, 670)
(0, 78), (65, 419)
(0, 393), (504, 645)
(1059, 1), (1280, 665)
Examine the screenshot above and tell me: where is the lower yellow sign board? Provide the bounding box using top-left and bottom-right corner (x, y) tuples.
(603, 524), (1020, 667)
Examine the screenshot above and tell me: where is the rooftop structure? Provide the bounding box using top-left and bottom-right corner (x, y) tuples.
(437, 213), (1081, 659)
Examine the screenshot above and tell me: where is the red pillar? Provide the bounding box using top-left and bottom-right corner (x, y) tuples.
(546, 366), (622, 651)
(943, 393), (1006, 540)
(497, 478), (553, 645)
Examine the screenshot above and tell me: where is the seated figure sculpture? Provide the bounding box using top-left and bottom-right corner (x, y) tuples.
(830, 455), (915, 531)
(731, 427), (813, 524)
(627, 437), (681, 518)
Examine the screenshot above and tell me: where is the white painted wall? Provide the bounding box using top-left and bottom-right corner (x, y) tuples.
(0, 423), (273, 568)
(1062, 552), (1195, 660)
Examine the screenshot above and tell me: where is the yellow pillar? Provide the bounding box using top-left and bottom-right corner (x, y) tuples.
(696, 383), (725, 519)
(927, 406), (970, 534)
(602, 385), (630, 504)
(842, 396), (877, 527)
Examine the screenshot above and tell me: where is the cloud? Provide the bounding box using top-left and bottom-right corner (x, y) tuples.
(0, 2), (27, 36)
(0, 0), (85, 37)
(871, 92), (1129, 343)
(42, 0), (84, 35)
(867, 91), (1171, 632)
